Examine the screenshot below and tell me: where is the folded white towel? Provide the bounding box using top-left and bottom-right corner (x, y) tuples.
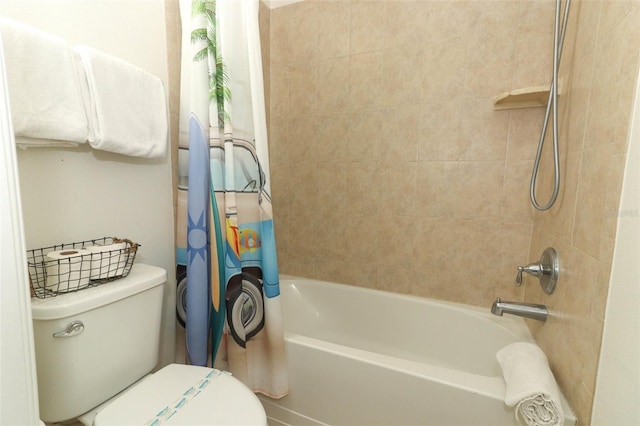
(0, 18), (90, 147)
(497, 342), (564, 426)
(74, 45), (168, 158)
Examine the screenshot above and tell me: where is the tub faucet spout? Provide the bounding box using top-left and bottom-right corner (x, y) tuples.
(491, 298), (548, 322)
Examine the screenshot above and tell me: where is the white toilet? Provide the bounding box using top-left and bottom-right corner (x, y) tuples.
(31, 263), (266, 425)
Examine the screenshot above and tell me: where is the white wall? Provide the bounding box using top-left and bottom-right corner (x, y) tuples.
(591, 62), (640, 422)
(0, 0), (176, 367)
(0, 33), (40, 425)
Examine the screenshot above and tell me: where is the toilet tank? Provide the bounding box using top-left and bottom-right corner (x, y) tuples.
(31, 263), (166, 423)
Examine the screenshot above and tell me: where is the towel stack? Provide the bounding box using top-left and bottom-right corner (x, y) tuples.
(497, 342), (564, 426)
(0, 18), (89, 147)
(75, 46), (168, 158)
(0, 18), (167, 158)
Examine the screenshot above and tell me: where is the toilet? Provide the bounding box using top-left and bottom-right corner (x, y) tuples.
(30, 263), (266, 425)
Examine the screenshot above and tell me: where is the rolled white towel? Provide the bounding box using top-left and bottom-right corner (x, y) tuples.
(0, 18), (90, 146)
(74, 45), (168, 158)
(497, 342), (564, 426)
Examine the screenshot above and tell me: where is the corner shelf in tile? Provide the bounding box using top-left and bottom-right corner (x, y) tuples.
(493, 85), (550, 110)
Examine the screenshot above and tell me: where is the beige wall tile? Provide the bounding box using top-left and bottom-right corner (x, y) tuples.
(464, 1), (520, 98)
(571, 0), (601, 63)
(269, 7), (291, 65)
(539, 153), (579, 242)
(289, 161), (317, 212)
(288, 64), (318, 117)
(288, 206), (319, 258)
(601, 153), (627, 238)
(381, 43), (424, 106)
(317, 57), (350, 113)
(317, 0), (350, 60)
(346, 161), (379, 215)
(598, 0), (638, 36)
(342, 261), (378, 288)
(511, 0), (555, 89)
(315, 211), (348, 259)
(268, 114), (289, 166)
(349, 52), (385, 110)
(459, 101), (510, 161)
(287, 114), (318, 162)
(284, 252), (316, 278)
(375, 215), (417, 269)
(270, 64), (289, 118)
(506, 108), (546, 162)
(413, 218), (458, 275)
(419, 102), (462, 161)
(376, 161), (417, 217)
(287, 2), (318, 64)
(316, 113), (349, 162)
(572, 144), (615, 257)
(418, 1), (469, 46)
(502, 160), (534, 221)
(594, 236), (615, 320)
(346, 109), (384, 161)
(381, 105), (421, 161)
(455, 161), (504, 218)
(383, 0), (421, 50)
(312, 257), (347, 284)
(415, 161), (458, 218)
(561, 55), (591, 155)
(377, 266), (418, 295)
(344, 214), (380, 264)
(315, 161), (347, 216)
(349, 0), (385, 55)
(422, 37), (467, 102)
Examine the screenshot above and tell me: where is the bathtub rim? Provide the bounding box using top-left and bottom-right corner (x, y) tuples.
(278, 274), (536, 343)
(276, 274), (577, 424)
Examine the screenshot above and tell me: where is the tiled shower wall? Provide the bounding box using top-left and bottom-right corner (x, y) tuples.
(523, 1), (640, 423)
(261, 0), (640, 423)
(267, 0), (556, 308)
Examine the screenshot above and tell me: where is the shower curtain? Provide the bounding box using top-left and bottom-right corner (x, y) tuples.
(179, 0), (288, 398)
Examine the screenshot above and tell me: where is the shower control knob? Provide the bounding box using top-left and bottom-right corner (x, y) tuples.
(514, 248), (559, 294)
(515, 263), (543, 286)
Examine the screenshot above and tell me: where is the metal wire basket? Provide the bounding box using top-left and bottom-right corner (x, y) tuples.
(27, 237), (139, 299)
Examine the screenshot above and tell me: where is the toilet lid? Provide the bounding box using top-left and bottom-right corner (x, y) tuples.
(94, 364), (267, 426)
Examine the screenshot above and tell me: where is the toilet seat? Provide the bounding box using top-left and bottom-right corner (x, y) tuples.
(93, 364), (267, 425)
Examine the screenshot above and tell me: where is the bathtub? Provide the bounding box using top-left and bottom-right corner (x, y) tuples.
(259, 276), (576, 426)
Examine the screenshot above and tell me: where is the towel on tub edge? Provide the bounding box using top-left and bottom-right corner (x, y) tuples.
(496, 342), (564, 426)
(74, 45), (168, 158)
(0, 18), (90, 147)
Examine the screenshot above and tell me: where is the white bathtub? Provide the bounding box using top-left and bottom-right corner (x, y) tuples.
(259, 276), (576, 426)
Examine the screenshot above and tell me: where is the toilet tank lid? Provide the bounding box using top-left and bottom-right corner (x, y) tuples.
(31, 264), (166, 320)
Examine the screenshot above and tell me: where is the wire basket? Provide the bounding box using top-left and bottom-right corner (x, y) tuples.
(27, 237), (139, 299)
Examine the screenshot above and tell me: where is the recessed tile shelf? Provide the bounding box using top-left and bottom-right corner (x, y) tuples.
(493, 85), (551, 110)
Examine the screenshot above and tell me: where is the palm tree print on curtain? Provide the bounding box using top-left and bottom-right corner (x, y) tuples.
(181, 0), (288, 398)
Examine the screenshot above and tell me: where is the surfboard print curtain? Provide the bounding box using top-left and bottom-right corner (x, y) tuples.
(179, 0), (288, 398)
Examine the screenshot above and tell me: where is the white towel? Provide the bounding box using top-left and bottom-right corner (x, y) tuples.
(497, 342), (564, 426)
(0, 18), (90, 147)
(74, 45), (168, 158)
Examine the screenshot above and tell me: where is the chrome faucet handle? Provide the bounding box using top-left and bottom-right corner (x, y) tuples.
(514, 248), (560, 294)
(516, 263), (542, 286)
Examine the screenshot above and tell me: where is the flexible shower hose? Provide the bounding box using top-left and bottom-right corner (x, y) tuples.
(530, 0), (571, 211)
